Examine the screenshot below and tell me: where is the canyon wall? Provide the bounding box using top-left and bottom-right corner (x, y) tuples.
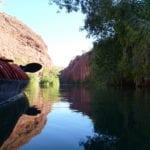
(60, 51), (93, 83)
(0, 13), (52, 70)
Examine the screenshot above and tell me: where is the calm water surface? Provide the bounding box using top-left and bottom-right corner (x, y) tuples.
(0, 83), (150, 150)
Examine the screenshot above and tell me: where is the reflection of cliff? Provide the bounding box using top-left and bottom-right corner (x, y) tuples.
(60, 51), (93, 83)
(1, 113), (46, 150)
(1, 88), (52, 150)
(0, 93), (29, 147)
(61, 86), (91, 115)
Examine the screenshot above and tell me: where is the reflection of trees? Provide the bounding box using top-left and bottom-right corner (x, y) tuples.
(61, 86), (91, 115)
(80, 134), (117, 150)
(25, 81), (60, 104)
(40, 86), (60, 102)
(25, 80), (39, 105)
(82, 88), (150, 150)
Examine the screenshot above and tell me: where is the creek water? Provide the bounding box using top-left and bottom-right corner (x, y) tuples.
(0, 84), (150, 150)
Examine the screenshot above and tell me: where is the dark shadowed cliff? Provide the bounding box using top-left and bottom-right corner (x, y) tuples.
(0, 13), (52, 70)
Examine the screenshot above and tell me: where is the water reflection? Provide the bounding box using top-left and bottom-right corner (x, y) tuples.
(0, 80), (28, 104)
(61, 85), (91, 115)
(0, 93), (29, 147)
(81, 88), (150, 150)
(0, 81), (58, 150)
(1, 103), (48, 150)
(0, 81), (150, 150)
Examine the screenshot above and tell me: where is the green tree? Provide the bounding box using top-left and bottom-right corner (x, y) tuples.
(50, 0), (150, 87)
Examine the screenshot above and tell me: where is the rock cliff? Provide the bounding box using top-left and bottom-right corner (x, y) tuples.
(60, 51), (93, 83)
(0, 12), (52, 70)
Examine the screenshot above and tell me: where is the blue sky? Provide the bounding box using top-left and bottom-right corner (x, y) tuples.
(0, 0), (93, 67)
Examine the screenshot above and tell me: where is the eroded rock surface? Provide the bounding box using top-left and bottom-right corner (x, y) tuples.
(0, 13), (52, 70)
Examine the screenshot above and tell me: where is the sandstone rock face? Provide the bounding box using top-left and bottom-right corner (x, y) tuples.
(61, 51), (93, 83)
(0, 13), (52, 70)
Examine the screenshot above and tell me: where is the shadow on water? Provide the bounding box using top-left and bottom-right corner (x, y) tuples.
(0, 80), (29, 146)
(79, 87), (150, 150)
(0, 93), (29, 146)
(0, 80), (28, 104)
(0, 81), (46, 149)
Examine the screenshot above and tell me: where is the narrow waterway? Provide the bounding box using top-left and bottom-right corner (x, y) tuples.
(0, 84), (150, 150)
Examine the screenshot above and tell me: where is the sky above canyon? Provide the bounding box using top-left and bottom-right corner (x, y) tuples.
(0, 0), (93, 67)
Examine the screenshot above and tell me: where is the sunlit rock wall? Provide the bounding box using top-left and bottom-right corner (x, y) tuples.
(0, 12), (52, 70)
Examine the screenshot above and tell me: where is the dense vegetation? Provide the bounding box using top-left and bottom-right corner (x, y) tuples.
(50, 0), (150, 87)
(27, 67), (59, 89)
(26, 68), (60, 104)
(39, 68), (60, 88)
